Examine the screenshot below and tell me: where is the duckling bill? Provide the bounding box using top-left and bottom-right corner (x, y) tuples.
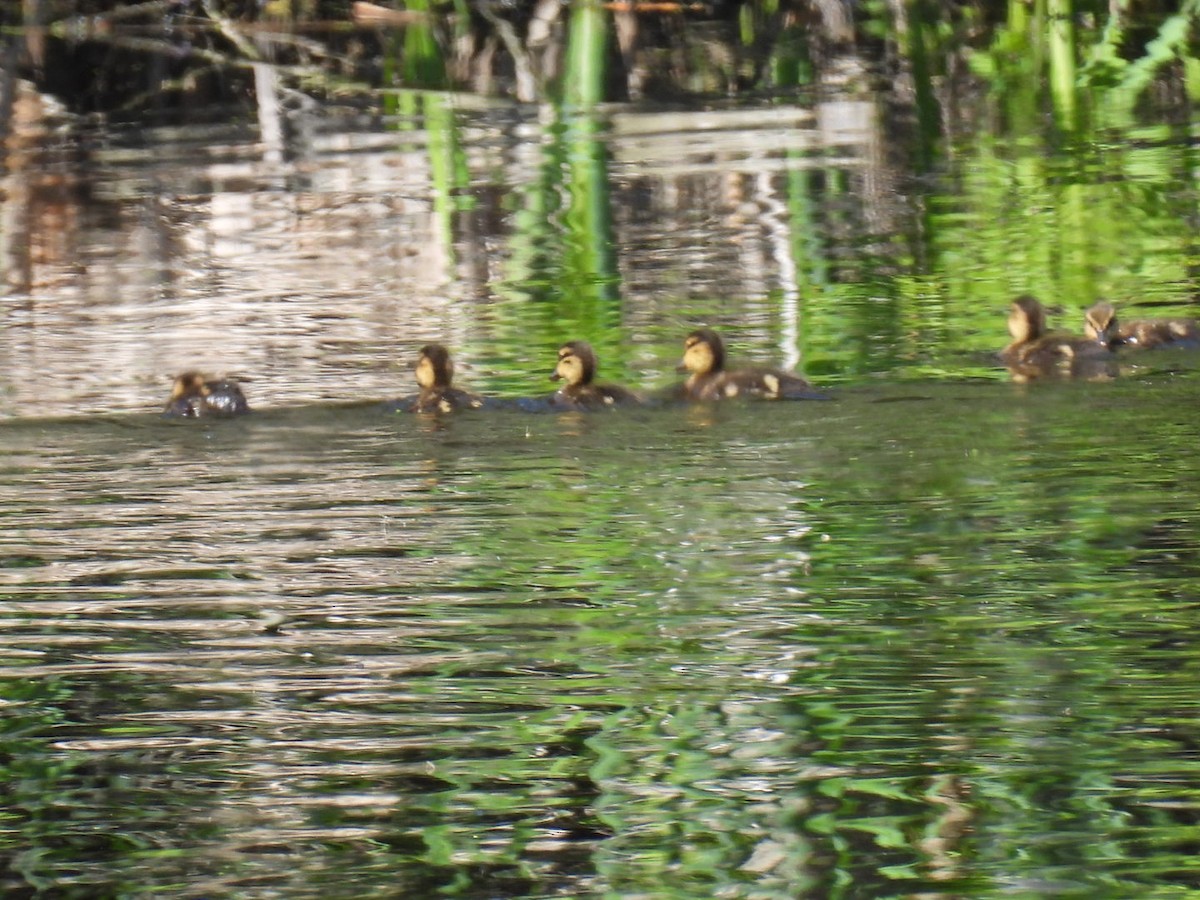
(677, 328), (825, 401)
(1084, 301), (1199, 350)
(1001, 295), (1114, 383)
(408, 344), (484, 413)
(550, 341), (640, 410)
(164, 372), (250, 418)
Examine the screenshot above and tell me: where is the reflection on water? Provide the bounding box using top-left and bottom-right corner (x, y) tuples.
(4, 84), (1196, 420)
(3, 377), (1200, 897)
(0, 83), (935, 419)
(4, 78), (1200, 898)
(0, 87), (891, 418)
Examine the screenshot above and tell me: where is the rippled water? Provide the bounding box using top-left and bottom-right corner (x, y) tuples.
(4, 83), (1200, 898)
(5, 373), (1200, 898)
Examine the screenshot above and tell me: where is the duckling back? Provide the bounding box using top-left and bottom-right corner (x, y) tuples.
(202, 379), (251, 416)
(164, 372), (250, 418)
(553, 381), (641, 410)
(1122, 318), (1200, 348)
(410, 387), (485, 414)
(684, 368), (823, 401)
(1085, 302), (1199, 349)
(1003, 337), (1115, 382)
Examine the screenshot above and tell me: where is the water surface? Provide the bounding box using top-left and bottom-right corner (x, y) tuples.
(3, 85), (1200, 899)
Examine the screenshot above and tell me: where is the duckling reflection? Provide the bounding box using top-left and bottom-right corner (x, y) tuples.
(1084, 301), (1200, 350)
(408, 344), (484, 413)
(1001, 295), (1115, 383)
(549, 341), (640, 410)
(677, 328), (825, 400)
(164, 371), (250, 418)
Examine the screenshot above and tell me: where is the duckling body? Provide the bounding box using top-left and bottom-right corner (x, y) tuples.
(677, 328), (823, 401)
(1001, 295), (1114, 382)
(1084, 301), (1199, 350)
(408, 344), (484, 413)
(550, 341), (640, 410)
(164, 372), (250, 418)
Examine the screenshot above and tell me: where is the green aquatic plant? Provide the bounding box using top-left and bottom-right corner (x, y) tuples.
(562, 0), (608, 110)
(968, 0), (1200, 134)
(7, 0), (1200, 121)
(1081, 0), (1200, 126)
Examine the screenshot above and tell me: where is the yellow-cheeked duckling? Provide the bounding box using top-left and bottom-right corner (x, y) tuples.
(1084, 301), (1200, 350)
(1001, 295), (1114, 382)
(164, 371), (250, 418)
(677, 328), (825, 401)
(409, 344), (484, 413)
(549, 341), (641, 410)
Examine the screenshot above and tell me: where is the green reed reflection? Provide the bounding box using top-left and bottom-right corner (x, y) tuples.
(562, 0), (608, 112)
(562, 113), (619, 306)
(491, 0), (617, 356)
(492, 105), (623, 391)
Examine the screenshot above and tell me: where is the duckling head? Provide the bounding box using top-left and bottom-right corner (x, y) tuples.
(680, 328), (724, 376)
(551, 341), (596, 387)
(1084, 301), (1117, 345)
(1007, 295), (1046, 344)
(415, 344), (454, 390)
(170, 371), (210, 401)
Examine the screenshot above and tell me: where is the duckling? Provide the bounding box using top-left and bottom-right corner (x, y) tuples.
(1001, 295), (1114, 382)
(164, 371), (250, 418)
(549, 341), (640, 410)
(409, 344), (484, 413)
(1084, 300), (1199, 350)
(677, 328), (824, 401)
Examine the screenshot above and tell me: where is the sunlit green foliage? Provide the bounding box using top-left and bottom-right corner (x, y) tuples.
(969, 0), (1200, 132)
(8, 0), (1200, 119)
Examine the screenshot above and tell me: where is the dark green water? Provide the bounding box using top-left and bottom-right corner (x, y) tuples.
(4, 368), (1200, 898)
(5, 59), (1200, 896)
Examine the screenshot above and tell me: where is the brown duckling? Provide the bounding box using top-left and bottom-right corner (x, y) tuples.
(1001, 295), (1114, 382)
(164, 371), (250, 418)
(1084, 300), (1199, 350)
(677, 328), (824, 401)
(410, 344), (484, 413)
(549, 341), (640, 410)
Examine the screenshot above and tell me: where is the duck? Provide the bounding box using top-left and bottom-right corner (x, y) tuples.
(1084, 300), (1199, 350)
(1001, 295), (1115, 382)
(408, 344), (484, 413)
(676, 328), (825, 400)
(164, 371), (250, 418)
(549, 341), (640, 410)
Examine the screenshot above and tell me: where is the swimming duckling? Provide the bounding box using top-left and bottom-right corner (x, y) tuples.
(164, 371), (250, 418)
(677, 328), (824, 401)
(409, 344), (484, 413)
(1001, 295), (1114, 382)
(549, 341), (640, 410)
(1084, 301), (1199, 350)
